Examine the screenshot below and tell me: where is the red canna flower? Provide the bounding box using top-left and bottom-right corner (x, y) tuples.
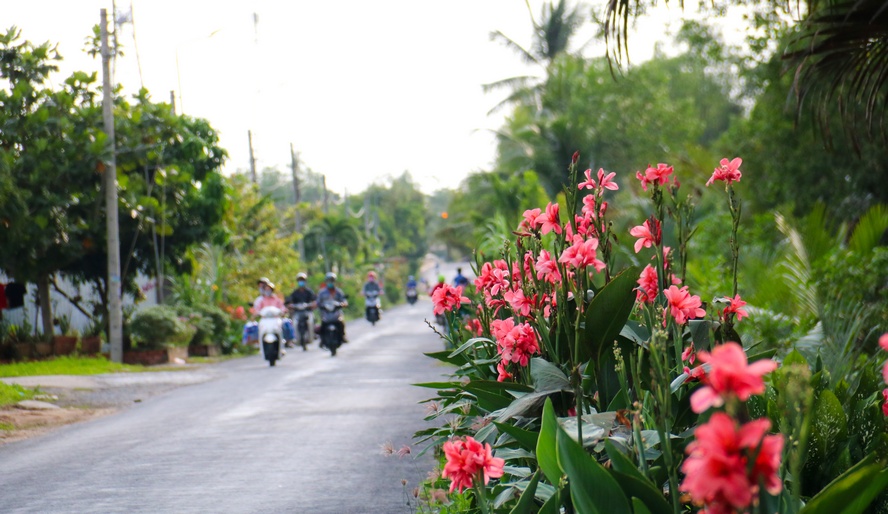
(663, 285), (705, 325)
(689, 342), (777, 413)
(706, 157), (743, 186)
(535, 202), (562, 235)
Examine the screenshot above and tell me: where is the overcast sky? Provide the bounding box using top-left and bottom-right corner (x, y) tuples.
(8, 1), (727, 194)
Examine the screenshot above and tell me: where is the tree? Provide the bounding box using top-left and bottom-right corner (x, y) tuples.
(485, 0), (586, 112)
(0, 28), (102, 337)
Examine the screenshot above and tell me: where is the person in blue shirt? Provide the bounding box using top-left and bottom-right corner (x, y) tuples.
(453, 267), (469, 288)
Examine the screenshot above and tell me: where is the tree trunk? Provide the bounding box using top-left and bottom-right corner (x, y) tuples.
(37, 274), (53, 340)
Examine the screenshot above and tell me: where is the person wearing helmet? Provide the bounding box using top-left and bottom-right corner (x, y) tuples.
(361, 270), (384, 320)
(453, 267), (470, 288)
(286, 272), (317, 309)
(251, 277), (286, 316)
(406, 275), (417, 289)
(317, 272), (349, 344)
(285, 272), (318, 346)
(430, 274), (447, 297)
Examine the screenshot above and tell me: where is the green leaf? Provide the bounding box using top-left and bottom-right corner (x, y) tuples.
(494, 421), (540, 452)
(688, 319), (712, 351)
(538, 488), (561, 514)
(610, 470), (672, 514)
(810, 389), (848, 465)
(580, 266), (640, 362)
(631, 498), (653, 514)
(536, 398), (563, 486)
(509, 469), (542, 514)
(497, 390), (560, 422)
(556, 423), (631, 514)
(801, 453), (888, 514)
(465, 379), (534, 394)
(449, 336), (495, 358)
(465, 386), (513, 412)
(605, 440), (647, 482)
(413, 381), (460, 389)
(782, 349), (809, 367)
(530, 357), (571, 392)
(423, 350), (468, 367)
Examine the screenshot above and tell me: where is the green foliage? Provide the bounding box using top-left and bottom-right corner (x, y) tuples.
(0, 356), (139, 377)
(128, 305), (194, 348)
(0, 382), (36, 407)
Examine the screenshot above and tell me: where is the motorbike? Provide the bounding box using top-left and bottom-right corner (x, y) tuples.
(319, 299), (345, 356)
(365, 291), (381, 325)
(257, 306), (286, 366)
(406, 287), (418, 305)
(287, 302), (313, 351)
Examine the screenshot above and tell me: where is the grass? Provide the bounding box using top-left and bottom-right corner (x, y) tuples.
(0, 382), (37, 408)
(0, 356), (142, 378)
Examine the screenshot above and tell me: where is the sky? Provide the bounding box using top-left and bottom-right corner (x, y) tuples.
(6, 1), (732, 195)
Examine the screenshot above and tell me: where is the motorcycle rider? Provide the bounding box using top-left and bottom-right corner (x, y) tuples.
(317, 272), (348, 344)
(285, 272), (318, 346)
(405, 275), (418, 303)
(251, 277), (286, 315)
(361, 271), (383, 320)
(430, 274), (447, 296)
(453, 267), (470, 288)
(406, 275), (417, 290)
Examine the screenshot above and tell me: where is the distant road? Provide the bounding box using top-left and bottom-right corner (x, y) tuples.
(0, 303), (449, 514)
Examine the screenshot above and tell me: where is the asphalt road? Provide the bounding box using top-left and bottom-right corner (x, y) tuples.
(0, 301), (450, 514)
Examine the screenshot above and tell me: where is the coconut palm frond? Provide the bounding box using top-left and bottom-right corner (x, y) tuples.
(537, 0), (585, 60)
(775, 212), (820, 320)
(785, 0), (888, 147)
(489, 30), (541, 66)
(481, 75), (539, 94)
(849, 203), (888, 253)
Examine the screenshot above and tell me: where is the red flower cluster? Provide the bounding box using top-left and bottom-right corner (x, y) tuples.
(721, 294), (749, 323)
(681, 413), (783, 513)
(491, 318), (540, 370)
(432, 284), (471, 316)
(442, 436), (505, 493)
(636, 162), (674, 191)
(706, 157), (743, 187)
(689, 342), (777, 413)
(663, 285), (705, 325)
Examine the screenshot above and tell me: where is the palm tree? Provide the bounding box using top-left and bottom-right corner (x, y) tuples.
(783, 0), (888, 147)
(305, 214), (364, 273)
(484, 0), (586, 113)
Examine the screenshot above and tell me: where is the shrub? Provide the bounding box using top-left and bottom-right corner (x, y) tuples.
(129, 305), (195, 348)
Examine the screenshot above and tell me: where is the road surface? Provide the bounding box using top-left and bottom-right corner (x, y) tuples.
(0, 301), (450, 513)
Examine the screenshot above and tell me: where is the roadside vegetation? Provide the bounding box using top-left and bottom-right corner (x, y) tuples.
(0, 356), (140, 378)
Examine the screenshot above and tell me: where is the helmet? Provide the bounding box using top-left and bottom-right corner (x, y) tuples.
(257, 277), (275, 290)
(325, 272), (337, 281)
(408, 275), (414, 280)
(296, 272), (307, 280)
(437, 274), (445, 283)
(367, 271), (377, 280)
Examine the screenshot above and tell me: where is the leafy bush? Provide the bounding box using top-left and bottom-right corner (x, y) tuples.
(128, 305), (195, 348)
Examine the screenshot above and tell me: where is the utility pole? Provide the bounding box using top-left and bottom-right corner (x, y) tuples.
(290, 144), (305, 261)
(100, 9), (124, 363)
(248, 130), (257, 184)
(322, 175), (329, 214)
(169, 90), (176, 114)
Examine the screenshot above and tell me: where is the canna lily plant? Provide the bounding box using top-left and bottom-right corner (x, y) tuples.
(414, 153), (888, 513)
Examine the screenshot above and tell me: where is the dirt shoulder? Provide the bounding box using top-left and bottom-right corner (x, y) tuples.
(0, 369), (219, 446)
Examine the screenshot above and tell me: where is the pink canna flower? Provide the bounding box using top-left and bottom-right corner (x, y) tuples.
(706, 157), (743, 187)
(492, 318), (540, 366)
(497, 360), (513, 382)
(882, 389), (888, 416)
(663, 285), (705, 325)
(504, 287), (535, 318)
(636, 265), (659, 304)
(558, 235), (606, 272)
(465, 318), (483, 337)
(636, 163), (674, 191)
(519, 208), (542, 232)
(581, 194), (597, 218)
(441, 436), (505, 493)
(535, 249), (562, 284)
(535, 202), (562, 235)
(880, 333), (888, 352)
(681, 413), (783, 513)
(597, 168), (619, 190)
(690, 342), (778, 413)
(629, 219), (660, 253)
(432, 284), (471, 315)
(475, 261), (510, 298)
(578, 168), (597, 190)
(721, 294), (749, 323)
